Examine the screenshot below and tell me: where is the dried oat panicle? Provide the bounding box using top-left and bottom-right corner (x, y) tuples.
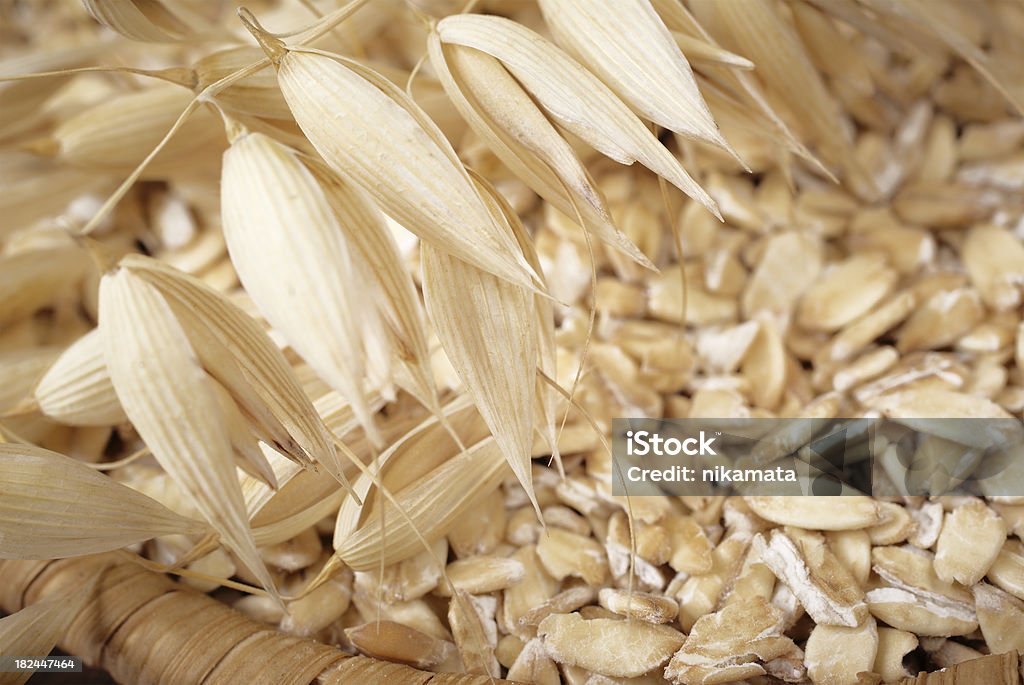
(696, 0), (864, 188)
(6, 1), (1024, 681)
(99, 265), (283, 603)
(860, 0), (1024, 116)
(0, 442), (207, 559)
(405, 0), (464, 17)
(115, 255), (345, 483)
(0, 44), (104, 143)
(0, 158), (106, 240)
(220, 127), (378, 445)
(238, 9), (543, 293)
(655, 0), (824, 174)
(208, 378), (278, 489)
(0, 245), (90, 329)
(427, 31), (655, 270)
(435, 14), (722, 219)
(496, 184), (562, 476)
(671, 30), (755, 72)
(0, 347), (59, 417)
(538, 0), (739, 161)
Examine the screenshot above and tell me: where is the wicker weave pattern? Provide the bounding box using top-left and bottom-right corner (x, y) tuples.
(0, 554), (510, 685)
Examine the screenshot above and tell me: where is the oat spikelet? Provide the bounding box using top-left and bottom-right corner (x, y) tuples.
(308, 160), (439, 413)
(99, 266), (280, 603)
(673, 3), (823, 177)
(0, 589), (93, 685)
(208, 378), (278, 489)
(82, 0), (209, 42)
(0, 442), (207, 559)
(436, 14), (720, 218)
(0, 161), (105, 240)
(333, 402), (507, 570)
(238, 12), (541, 292)
(538, 0), (738, 158)
(671, 31), (755, 70)
(427, 34), (653, 270)
(467, 169), (562, 475)
(221, 128), (377, 444)
(34, 329), (126, 427)
(861, 0), (1024, 116)
(702, 0), (860, 185)
(421, 226), (540, 515)
(121, 255), (348, 488)
(336, 438), (507, 571)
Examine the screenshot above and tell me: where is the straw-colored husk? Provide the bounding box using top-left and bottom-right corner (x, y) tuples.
(99, 265), (280, 603)
(421, 242), (539, 514)
(252, 31), (543, 292)
(0, 442), (207, 559)
(119, 255), (344, 481)
(221, 129), (376, 442)
(194, 48), (292, 120)
(537, 0), (734, 155)
(426, 35), (654, 269)
(0, 44), (104, 142)
(307, 160), (438, 411)
(0, 246), (89, 328)
(50, 84), (224, 176)
(436, 14), (721, 217)
(333, 401), (507, 570)
(34, 329), (126, 426)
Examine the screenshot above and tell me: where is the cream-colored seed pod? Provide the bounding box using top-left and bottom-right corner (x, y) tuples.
(241, 18), (541, 292)
(538, 0), (733, 153)
(35, 329), (126, 426)
(220, 129), (375, 442)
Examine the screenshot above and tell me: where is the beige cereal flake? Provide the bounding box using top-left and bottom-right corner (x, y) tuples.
(539, 612), (684, 678)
